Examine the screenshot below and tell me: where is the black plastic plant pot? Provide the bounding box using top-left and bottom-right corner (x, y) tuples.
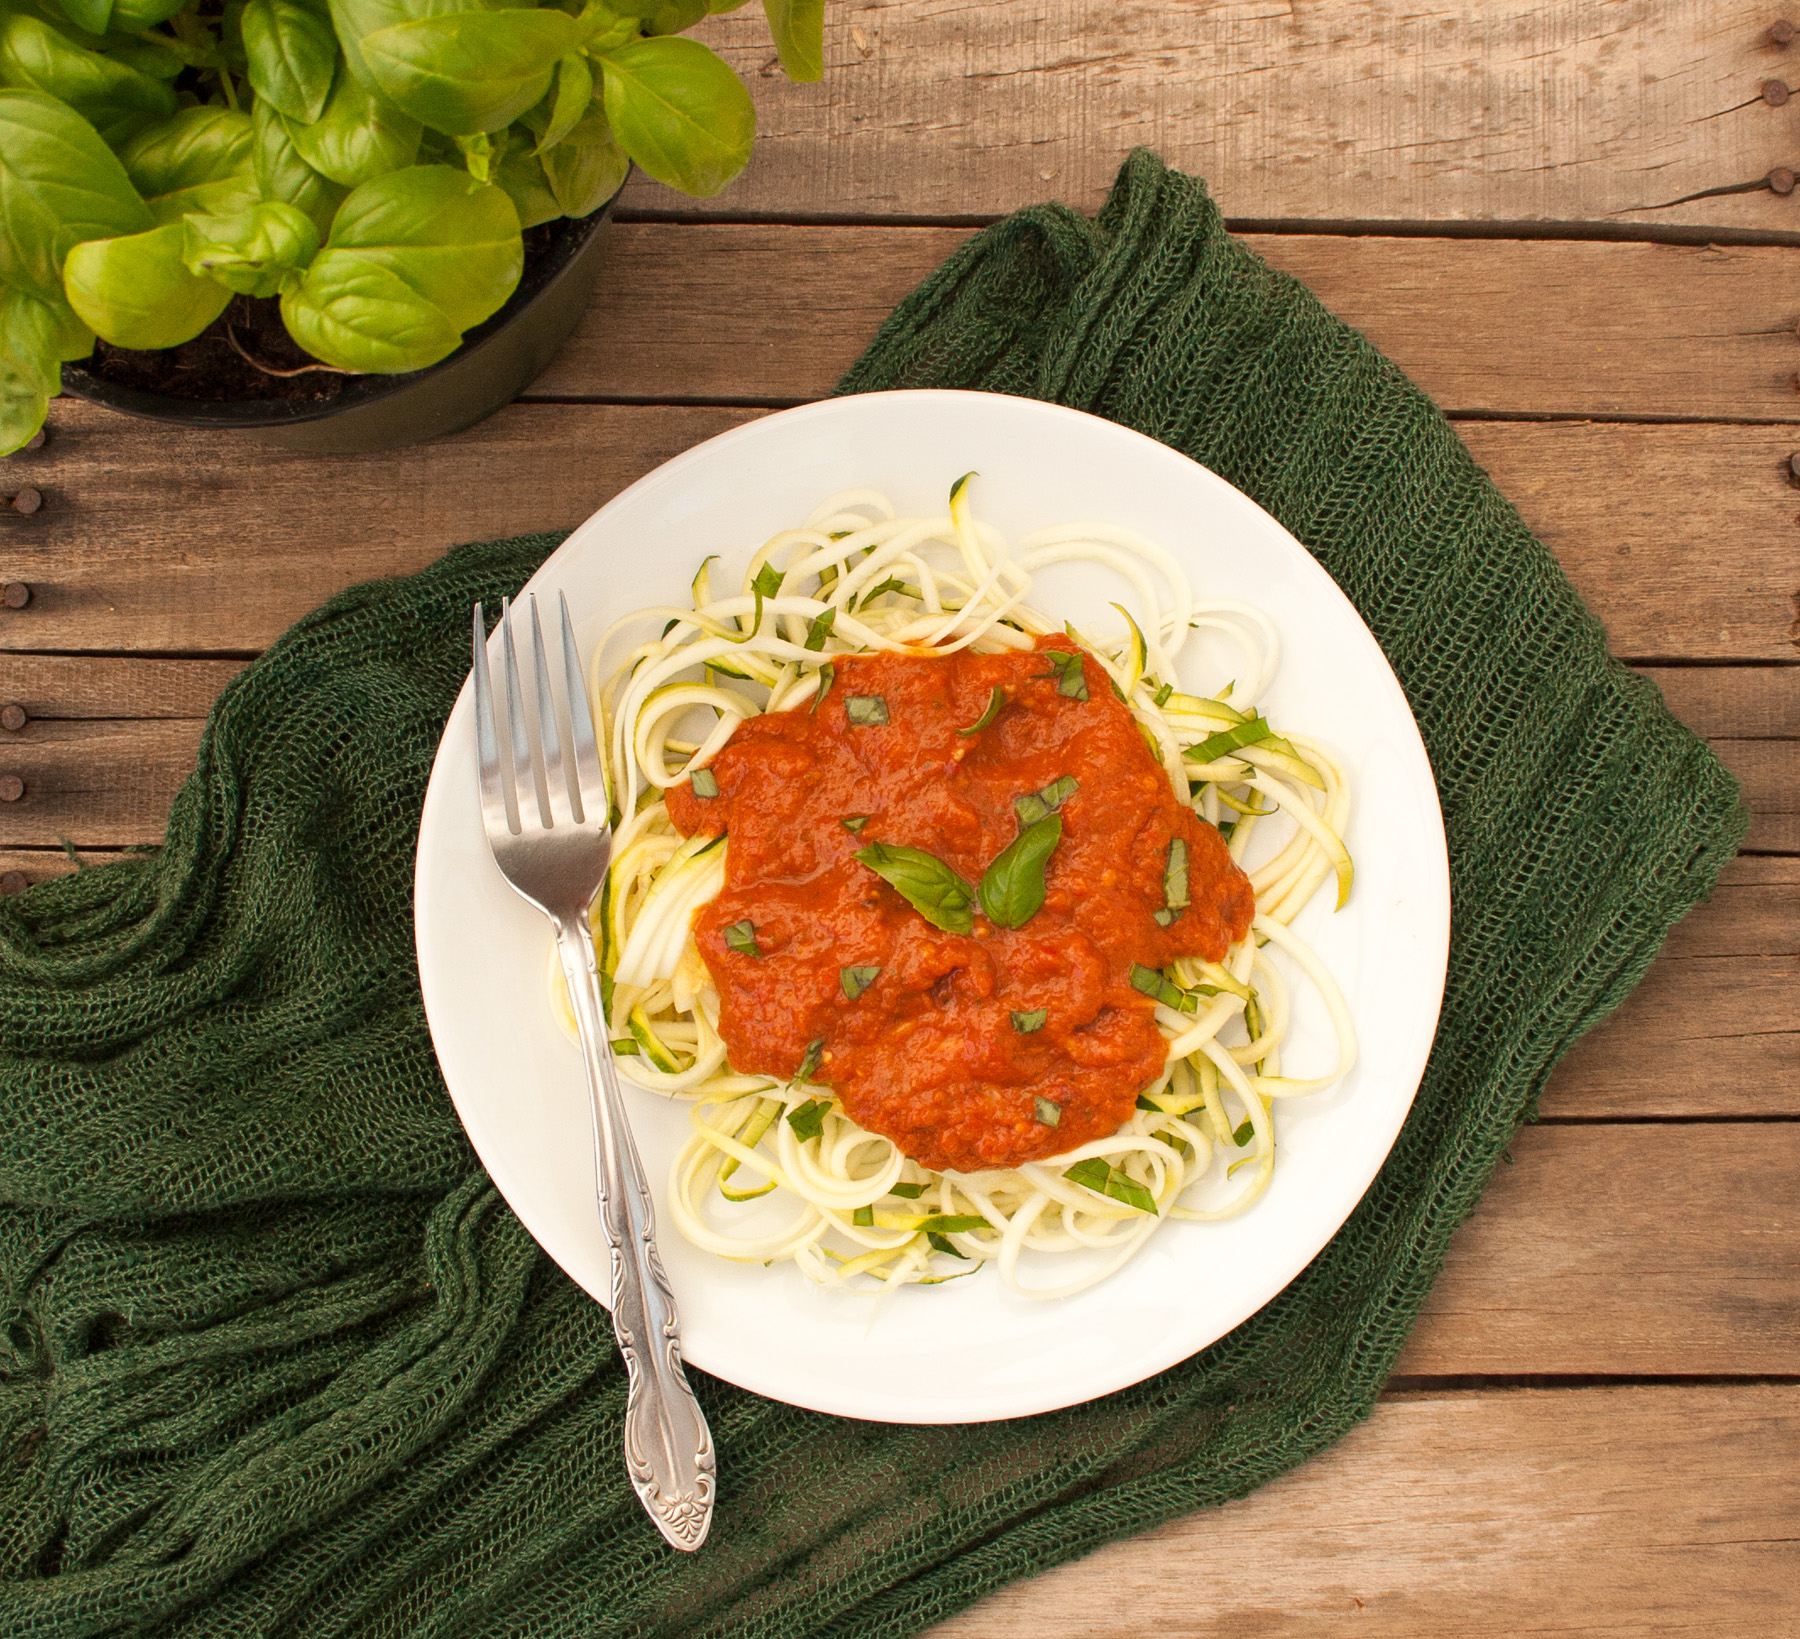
(60, 197), (616, 457)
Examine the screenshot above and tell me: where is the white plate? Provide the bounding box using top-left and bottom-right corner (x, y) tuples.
(415, 390), (1449, 1425)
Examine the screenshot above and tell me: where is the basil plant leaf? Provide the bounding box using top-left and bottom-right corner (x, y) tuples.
(536, 50), (592, 153)
(183, 199), (320, 298)
(362, 9), (581, 136)
(599, 35), (754, 198)
(242, 0), (340, 125)
(109, 0), (192, 27)
(119, 107), (257, 225)
(854, 840), (977, 936)
(253, 96), (348, 237)
(281, 163), (520, 369)
(638, 0), (709, 32)
(327, 0), (486, 89)
(977, 813), (1062, 929)
(55, 0), (116, 34)
(0, 283), (65, 456)
(0, 89), (152, 310)
(494, 130), (561, 228)
(0, 13), (177, 146)
(285, 68), (422, 187)
(540, 108), (627, 217)
(64, 221), (232, 349)
(761, 0), (824, 82)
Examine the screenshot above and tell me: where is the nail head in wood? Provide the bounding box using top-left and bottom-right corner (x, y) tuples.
(9, 486), (41, 515)
(1772, 19), (1797, 46)
(1764, 78), (1792, 105)
(1788, 451), (1800, 485)
(0, 776), (25, 803)
(0, 705), (26, 732)
(1771, 166), (1798, 194)
(2, 584), (29, 610)
(0, 871), (26, 894)
(22, 430), (44, 452)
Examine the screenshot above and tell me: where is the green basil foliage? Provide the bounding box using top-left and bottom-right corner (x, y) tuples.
(977, 813), (1062, 929)
(1063, 1157), (1158, 1216)
(0, 0), (830, 452)
(854, 840), (977, 935)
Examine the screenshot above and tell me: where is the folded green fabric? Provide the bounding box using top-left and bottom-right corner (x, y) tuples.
(0, 152), (1743, 1636)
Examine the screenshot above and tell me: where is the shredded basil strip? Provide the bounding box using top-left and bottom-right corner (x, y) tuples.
(957, 684), (1006, 735)
(611, 1037), (640, 1056)
(785, 1097), (829, 1141)
(1014, 774), (1078, 826)
(1128, 962), (1198, 1013)
(1012, 1008), (1047, 1034)
(1185, 715), (1272, 764)
(810, 661), (835, 713)
(1233, 1118), (1255, 1147)
(793, 1037), (825, 1085)
(846, 694), (889, 726)
(978, 813), (1063, 929)
(852, 1205), (873, 1227)
(1153, 908), (1177, 927)
(949, 470), (976, 505)
(1064, 1157), (1159, 1216)
(751, 563), (783, 600)
(854, 575), (920, 610)
(1217, 818), (1237, 842)
(889, 1181), (927, 1199)
(690, 767), (719, 799)
(855, 840), (976, 934)
(915, 1214), (989, 1234)
(927, 1231), (969, 1259)
(723, 920), (760, 957)
(1153, 681), (1174, 707)
(841, 814), (870, 833)
(804, 606), (836, 651)
(1164, 836), (1190, 910)
(840, 964), (881, 1000)
(1038, 648), (1089, 700)
(1034, 1096), (1062, 1126)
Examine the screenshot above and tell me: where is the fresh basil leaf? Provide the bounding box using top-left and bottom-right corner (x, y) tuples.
(785, 1096), (828, 1142)
(809, 661), (833, 712)
(1128, 962), (1198, 1014)
(689, 766), (718, 798)
(328, 0), (481, 89)
(539, 110), (627, 216)
(494, 129), (561, 227)
(914, 1213), (989, 1234)
(851, 1204), (872, 1227)
(64, 221), (232, 348)
(925, 1230), (967, 1259)
(803, 605), (834, 651)
(852, 574), (917, 609)
(1232, 1118), (1254, 1147)
(750, 561), (783, 599)
(281, 254), (460, 370)
(1064, 1158), (1157, 1216)
(1185, 715), (1271, 764)
(1153, 907), (1176, 927)
(1011, 1008), (1046, 1034)
(285, 69), (423, 187)
(1152, 680), (1173, 708)
(957, 684), (1004, 735)
(841, 814), (868, 834)
(610, 1035), (641, 1055)
(793, 1036), (824, 1084)
(363, 9), (581, 136)
(1033, 1095), (1061, 1125)
(1038, 648), (1088, 701)
(1164, 836), (1189, 910)
(1012, 774), (1076, 827)
(0, 88), (152, 309)
(845, 694), (887, 726)
(761, 0), (823, 81)
(242, 0), (339, 124)
(888, 1181), (926, 1199)
(977, 813), (1062, 929)
(253, 97), (348, 237)
(598, 34), (754, 198)
(0, 285), (62, 456)
(0, 14), (176, 147)
(108, 0), (190, 26)
(535, 50), (593, 152)
(722, 918), (759, 956)
(55, 0), (116, 33)
(120, 107), (258, 224)
(182, 199), (320, 297)
(855, 840), (976, 935)
(637, 0), (709, 33)
(839, 964), (879, 1000)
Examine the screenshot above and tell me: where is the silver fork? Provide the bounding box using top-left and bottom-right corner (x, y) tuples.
(471, 591), (715, 1552)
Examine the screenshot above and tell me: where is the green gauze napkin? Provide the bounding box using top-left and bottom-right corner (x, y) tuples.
(0, 151), (1744, 1637)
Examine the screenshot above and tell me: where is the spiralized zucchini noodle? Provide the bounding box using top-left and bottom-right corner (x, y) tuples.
(550, 479), (1358, 1301)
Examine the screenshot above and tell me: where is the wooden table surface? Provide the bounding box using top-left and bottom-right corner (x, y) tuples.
(2, 4), (1795, 1632)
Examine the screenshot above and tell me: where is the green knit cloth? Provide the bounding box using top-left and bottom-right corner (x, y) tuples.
(0, 152), (1744, 1636)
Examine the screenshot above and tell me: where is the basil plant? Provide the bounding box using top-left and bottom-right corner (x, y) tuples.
(0, 0), (824, 452)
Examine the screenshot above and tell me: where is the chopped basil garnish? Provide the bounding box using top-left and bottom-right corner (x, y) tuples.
(1232, 1118), (1254, 1147)
(855, 840), (976, 934)
(978, 814), (1063, 929)
(723, 920), (761, 957)
(1129, 962), (1198, 1013)
(1153, 908), (1177, 927)
(915, 1213), (988, 1234)
(1038, 649), (1089, 700)
(1153, 681), (1174, 707)
(1064, 1157), (1158, 1215)
(927, 1231), (968, 1259)
(751, 563), (784, 600)
(852, 1205), (873, 1227)
(1185, 715), (1272, 764)
(957, 685), (1005, 735)
(854, 576), (921, 610)
(1217, 818), (1237, 842)
(840, 965), (881, 1000)
(611, 1037), (640, 1056)
(794, 1037), (825, 1085)
(810, 662), (835, 713)
(842, 814), (870, 834)
(949, 470), (976, 505)
(1012, 1008), (1048, 1034)
(1014, 774), (1077, 826)
(1164, 837), (1190, 911)
(785, 1097), (830, 1142)
(803, 606), (836, 651)
(889, 1181), (927, 1199)
(846, 694), (889, 726)
(690, 767), (719, 799)
(1034, 1096), (1061, 1126)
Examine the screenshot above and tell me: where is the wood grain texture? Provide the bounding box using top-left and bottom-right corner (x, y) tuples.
(0, 721), (202, 848)
(623, 1), (1800, 233)
(6, 402), (1796, 660)
(923, 1385), (1798, 1639)
(545, 226), (1800, 422)
(1397, 1123), (1799, 1375)
(0, 656), (245, 720)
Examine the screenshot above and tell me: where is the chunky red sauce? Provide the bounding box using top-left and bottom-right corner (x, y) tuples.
(664, 639), (1256, 1173)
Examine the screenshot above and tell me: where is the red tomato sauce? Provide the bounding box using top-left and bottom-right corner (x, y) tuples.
(664, 639), (1256, 1173)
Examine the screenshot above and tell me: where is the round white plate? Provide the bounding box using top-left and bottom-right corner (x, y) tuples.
(415, 389), (1449, 1424)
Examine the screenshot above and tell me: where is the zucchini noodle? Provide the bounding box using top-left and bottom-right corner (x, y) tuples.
(549, 480), (1358, 1301)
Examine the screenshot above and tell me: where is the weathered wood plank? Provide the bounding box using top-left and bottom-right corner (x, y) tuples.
(924, 1385), (1797, 1639)
(1713, 736), (1800, 850)
(4, 403), (1794, 661)
(544, 226), (1800, 422)
(1651, 664), (1800, 737)
(0, 721), (202, 849)
(1398, 1124), (1798, 1375)
(0, 656), (245, 721)
(627, 1), (1800, 234)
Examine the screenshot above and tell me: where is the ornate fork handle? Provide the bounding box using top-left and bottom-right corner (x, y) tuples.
(555, 915), (716, 1551)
